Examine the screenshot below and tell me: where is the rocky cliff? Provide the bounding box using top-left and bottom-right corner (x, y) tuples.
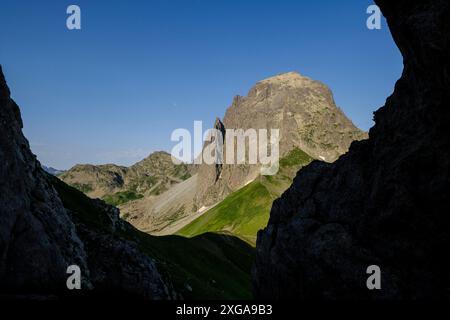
(0, 65), (173, 299)
(195, 72), (367, 207)
(253, 0), (450, 299)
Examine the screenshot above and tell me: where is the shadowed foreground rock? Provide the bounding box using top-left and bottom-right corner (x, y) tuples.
(253, 0), (450, 299)
(0, 65), (173, 299)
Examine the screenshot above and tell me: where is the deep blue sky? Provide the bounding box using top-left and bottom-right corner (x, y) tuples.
(0, 0), (402, 169)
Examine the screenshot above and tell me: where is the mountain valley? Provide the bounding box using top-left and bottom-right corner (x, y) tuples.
(59, 72), (367, 244)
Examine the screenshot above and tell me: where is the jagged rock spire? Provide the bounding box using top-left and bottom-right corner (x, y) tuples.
(0, 65), (11, 100)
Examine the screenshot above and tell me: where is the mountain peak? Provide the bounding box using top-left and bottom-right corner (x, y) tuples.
(213, 117), (225, 130)
(196, 70), (367, 208)
(258, 71), (314, 87)
(146, 150), (170, 158)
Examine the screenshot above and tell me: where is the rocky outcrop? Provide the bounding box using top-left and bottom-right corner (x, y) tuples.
(212, 117), (226, 182)
(195, 72), (367, 207)
(0, 65), (173, 299)
(253, 0), (450, 299)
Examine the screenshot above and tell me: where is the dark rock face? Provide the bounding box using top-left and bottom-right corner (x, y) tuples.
(0, 65), (172, 299)
(0, 66), (88, 294)
(253, 0), (450, 299)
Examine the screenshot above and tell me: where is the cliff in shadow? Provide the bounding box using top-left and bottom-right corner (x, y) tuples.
(253, 0), (450, 299)
(0, 65), (173, 299)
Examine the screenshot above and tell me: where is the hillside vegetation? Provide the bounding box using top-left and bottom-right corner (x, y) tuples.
(51, 175), (254, 299)
(177, 148), (313, 244)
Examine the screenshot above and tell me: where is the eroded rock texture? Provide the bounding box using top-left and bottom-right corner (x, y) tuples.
(0, 65), (172, 299)
(253, 0), (450, 299)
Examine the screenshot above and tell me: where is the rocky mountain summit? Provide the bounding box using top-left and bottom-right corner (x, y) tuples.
(0, 65), (173, 299)
(195, 71), (367, 208)
(117, 72), (367, 236)
(253, 0), (450, 299)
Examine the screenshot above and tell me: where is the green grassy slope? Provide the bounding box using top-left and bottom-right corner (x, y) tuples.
(102, 190), (144, 206)
(51, 176), (254, 300)
(133, 232), (254, 299)
(177, 148), (313, 245)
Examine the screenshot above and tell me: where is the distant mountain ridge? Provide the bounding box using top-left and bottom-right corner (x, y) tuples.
(59, 151), (196, 204)
(42, 165), (65, 176)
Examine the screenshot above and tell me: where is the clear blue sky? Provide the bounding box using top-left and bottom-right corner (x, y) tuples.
(0, 0), (402, 169)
